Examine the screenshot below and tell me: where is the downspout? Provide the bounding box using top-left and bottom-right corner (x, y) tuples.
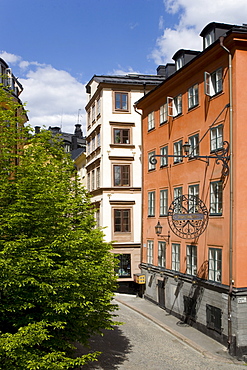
(134, 104), (144, 269)
(219, 36), (233, 351)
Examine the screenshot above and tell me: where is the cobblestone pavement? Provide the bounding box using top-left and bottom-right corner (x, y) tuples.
(78, 298), (246, 370)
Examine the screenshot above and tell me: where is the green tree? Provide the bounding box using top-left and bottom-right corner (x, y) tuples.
(0, 87), (118, 369)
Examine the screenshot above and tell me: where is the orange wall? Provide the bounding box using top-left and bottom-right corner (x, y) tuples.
(139, 37), (247, 288)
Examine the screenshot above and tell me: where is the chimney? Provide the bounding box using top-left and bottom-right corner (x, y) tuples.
(74, 124), (82, 138)
(35, 126), (40, 134)
(156, 65), (166, 76)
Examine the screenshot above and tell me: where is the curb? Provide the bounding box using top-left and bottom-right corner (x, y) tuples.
(115, 296), (243, 365)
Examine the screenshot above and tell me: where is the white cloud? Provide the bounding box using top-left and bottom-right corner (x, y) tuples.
(0, 52), (86, 134)
(151, 0), (247, 65)
(110, 65), (140, 75)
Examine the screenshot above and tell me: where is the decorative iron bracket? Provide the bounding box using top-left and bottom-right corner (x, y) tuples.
(149, 141), (230, 179)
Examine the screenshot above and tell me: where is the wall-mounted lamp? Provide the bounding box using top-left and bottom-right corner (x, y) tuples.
(155, 221), (170, 243)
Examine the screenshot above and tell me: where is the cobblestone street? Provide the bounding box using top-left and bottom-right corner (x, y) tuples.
(78, 298), (246, 369)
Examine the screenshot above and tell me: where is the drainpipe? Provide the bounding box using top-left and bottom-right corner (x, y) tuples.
(219, 36), (233, 351)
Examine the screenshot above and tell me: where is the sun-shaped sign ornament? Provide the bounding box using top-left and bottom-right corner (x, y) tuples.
(168, 194), (209, 239)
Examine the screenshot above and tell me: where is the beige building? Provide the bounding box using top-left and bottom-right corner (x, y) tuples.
(85, 73), (165, 291)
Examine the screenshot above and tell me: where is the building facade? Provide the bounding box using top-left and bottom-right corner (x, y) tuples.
(136, 22), (247, 357)
(85, 73), (165, 291)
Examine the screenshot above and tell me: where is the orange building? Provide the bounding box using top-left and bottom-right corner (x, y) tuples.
(136, 22), (247, 358)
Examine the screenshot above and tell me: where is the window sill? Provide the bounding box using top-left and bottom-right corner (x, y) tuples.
(160, 121), (168, 126)
(148, 127), (155, 133)
(110, 144), (135, 149)
(188, 104), (199, 112)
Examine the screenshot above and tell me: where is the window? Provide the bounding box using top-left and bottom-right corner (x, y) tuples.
(92, 104), (95, 122)
(114, 209), (130, 232)
(160, 189), (168, 216)
(206, 304), (222, 333)
(174, 187), (182, 213)
(147, 240), (153, 264)
(210, 125), (223, 152)
(114, 128), (130, 144)
(176, 57), (183, 70)
(148, 191), (155, 216)
(148, 111), (155, 131)
(115, 92), (128, 111)
(95, 209), (100, 228)
(87, 111), (91, 128)
(92, 136), (95, 151)
(172, 243), (180, 271)
(173, 140), (183, 163)
(87, 140), (91, 154)
(113, 165), (130, 186)
(208, 248), (222, 283)
(97, 98), (101, 116)
(188, 134), (199, 158)
(96, 167), (100, 188)
(173, 94), (182, 116)
(210, 181), (222, 215)
(204, 30), (215, 48)
(204, 68), (223, 97)
(186, 245), (197, 275)
(188, 184), (199, 213)
(158, 241), (166, 267)
(91, 169), (95, 191)
(160, 146), (168, 167)
(148, 151), (156, 171)
(87, 172), (90, 191)
(160, 103), (168, 125)
(97, 131), (101, 147)
(116, 254), (131, 278)
(188, 84), (199, 109)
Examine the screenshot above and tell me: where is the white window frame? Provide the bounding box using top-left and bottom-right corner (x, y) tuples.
(210, 125), (223, 152)
(158, 241), (166, 267)
(188, 184), (199, 213)
(160, 103), (168, 125)
(167, 95), (183, 117)
(148, 191), (155, 216)
(96, 98), (101, 116)
(148, 111), (155, 131)
(174, 187), (182, 213)
(96, 167), (100, 188)
(209, 248), (222, 282)
(147, 240), (153, 264)
(160, 145), (168, 167)
(148, 150), (156, 171)
(204, 30), (215, 49)
(172, 243), (180, 271)
(210, 181), (223, 215)
(173, 140), (183, 163)
(160, 189), (168, 216)
(186, 245), (197, 276)
(188, 134), (199, 158)
(204, 68), (222, 97)
(176, 56), (183, 71)
(97, 131), (101, 147)
(188, 84), (199, 109)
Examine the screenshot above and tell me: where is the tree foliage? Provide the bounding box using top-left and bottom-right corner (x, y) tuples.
(0, 87), (117, 369)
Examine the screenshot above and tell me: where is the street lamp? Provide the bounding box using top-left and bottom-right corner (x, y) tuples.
(155, 221), (170, 243)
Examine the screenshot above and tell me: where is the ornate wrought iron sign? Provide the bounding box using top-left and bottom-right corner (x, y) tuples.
(168, 194), (208, 239)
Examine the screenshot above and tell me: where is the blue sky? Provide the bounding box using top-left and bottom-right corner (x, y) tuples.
(1, 0), (247, 133)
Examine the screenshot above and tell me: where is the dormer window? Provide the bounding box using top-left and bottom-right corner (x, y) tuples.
(205, 30), (215, 48)
(176, 57), (183, 71)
